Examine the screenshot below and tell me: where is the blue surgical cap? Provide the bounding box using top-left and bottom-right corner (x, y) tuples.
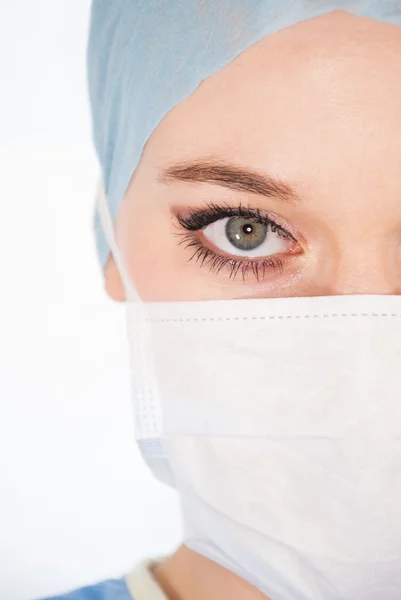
(87, 0), (401, 269)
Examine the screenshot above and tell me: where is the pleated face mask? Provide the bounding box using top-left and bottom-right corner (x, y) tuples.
(88, 2), (401, 599)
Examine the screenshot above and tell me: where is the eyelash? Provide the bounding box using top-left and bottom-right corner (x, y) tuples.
(174, 201), (298, 282)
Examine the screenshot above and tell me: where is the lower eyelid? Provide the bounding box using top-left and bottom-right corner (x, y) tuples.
(179, 232), (287, 280)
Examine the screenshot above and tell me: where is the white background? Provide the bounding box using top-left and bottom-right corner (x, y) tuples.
(1, 2), (181, 599)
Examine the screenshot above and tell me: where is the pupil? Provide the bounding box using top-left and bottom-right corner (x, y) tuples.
(243, 224), (253, 235)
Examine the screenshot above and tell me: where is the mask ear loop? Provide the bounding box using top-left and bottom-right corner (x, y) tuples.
(95, 175), (141, 302)
(95, 174), (172, 476)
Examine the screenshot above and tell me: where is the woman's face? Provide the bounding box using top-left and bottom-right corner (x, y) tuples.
(107, 10), (401, 302)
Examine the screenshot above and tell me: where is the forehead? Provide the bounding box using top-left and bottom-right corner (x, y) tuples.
(138, 10), (401, 226)
(143, 10), (401, 169)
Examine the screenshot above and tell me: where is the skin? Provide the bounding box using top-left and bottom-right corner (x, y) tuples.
(103, 9), (401, 600)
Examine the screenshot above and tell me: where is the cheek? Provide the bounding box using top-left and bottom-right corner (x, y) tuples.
(116, 199), (170, 300)
(115, 193), (208, 301)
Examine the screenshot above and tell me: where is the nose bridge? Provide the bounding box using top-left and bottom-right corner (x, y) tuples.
(305, 131), (401, 296)
(327, 241), (398, 295)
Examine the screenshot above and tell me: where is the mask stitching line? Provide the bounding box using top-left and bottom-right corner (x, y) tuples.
(144, 313), (401, 323)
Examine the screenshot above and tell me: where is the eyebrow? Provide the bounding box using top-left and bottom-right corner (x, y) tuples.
(158, 157), (303, 206)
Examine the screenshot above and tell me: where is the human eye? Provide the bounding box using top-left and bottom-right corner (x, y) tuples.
(174, 201), (303, 282)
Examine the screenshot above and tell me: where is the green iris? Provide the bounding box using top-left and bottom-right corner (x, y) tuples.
(225, 217), (268, 251)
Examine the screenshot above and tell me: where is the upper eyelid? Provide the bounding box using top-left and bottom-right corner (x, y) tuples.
(176, 204), (276, 226)
(175, 204), (297, 241)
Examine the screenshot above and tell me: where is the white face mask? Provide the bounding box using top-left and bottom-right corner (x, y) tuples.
(97, 179), (401, 600)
